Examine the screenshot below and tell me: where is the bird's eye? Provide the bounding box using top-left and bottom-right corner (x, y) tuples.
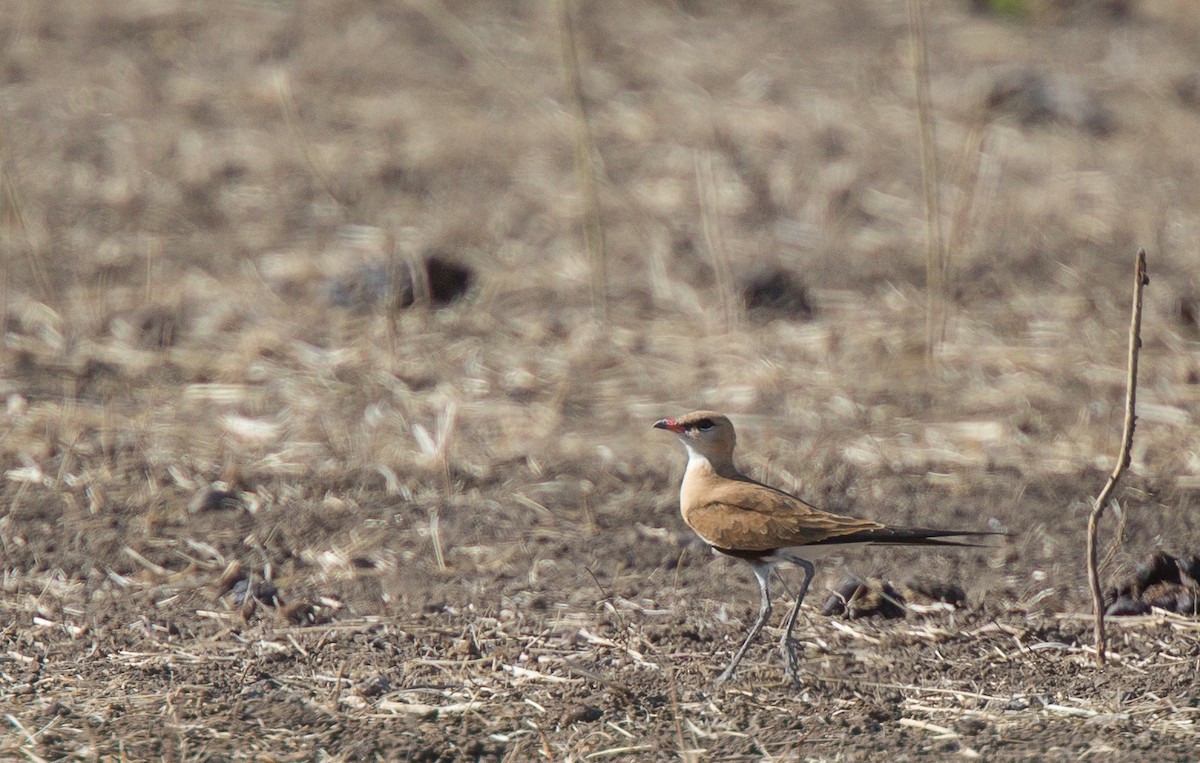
(696, 418), (714, 431)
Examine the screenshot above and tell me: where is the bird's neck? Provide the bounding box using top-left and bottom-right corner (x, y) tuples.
(682, 444), (740, 481)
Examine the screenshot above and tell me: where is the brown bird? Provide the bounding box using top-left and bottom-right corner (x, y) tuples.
(654, 410), (998, 685)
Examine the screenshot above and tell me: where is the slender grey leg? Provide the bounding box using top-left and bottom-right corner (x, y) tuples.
(714, 561), (773, 686)
(777, 554), (816, 685)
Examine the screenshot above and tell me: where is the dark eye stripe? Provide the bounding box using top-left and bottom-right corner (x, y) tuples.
(696, 418), (714, 430)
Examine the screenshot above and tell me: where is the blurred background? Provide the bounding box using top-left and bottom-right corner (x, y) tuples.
(3, 0), (1200, 627)
(9, 1), (1200, 758)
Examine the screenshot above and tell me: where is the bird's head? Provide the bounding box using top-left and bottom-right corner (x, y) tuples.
(653, 410), (737, 466)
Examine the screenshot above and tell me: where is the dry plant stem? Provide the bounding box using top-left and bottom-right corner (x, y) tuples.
(946, 113), (990, 262)
(935, 112), (991, 346)
(695, 152), (736, 332)
(906, 0), (945, 366)
(1101, 496), (1129, 573)
(1087, 248), (1148, 666)
(666, 669), (689, 762)
(276, 74), (346, 208)
(1, 138), (51, 302)
(437, 401), (457, 498)
(429, 507), (447, 572)
(555, 0), (608, 321)
(0, 211), (8, 357)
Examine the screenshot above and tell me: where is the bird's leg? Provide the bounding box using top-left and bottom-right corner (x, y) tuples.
(715, 562), (773, 686)
(778, 555), (816, 685)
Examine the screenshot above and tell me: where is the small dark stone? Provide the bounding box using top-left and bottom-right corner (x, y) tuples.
(450, 638), (479, 658)
(135, 306), (185, 348)
(322, 254), (474, 312)
(849, 579), (906, 620)
(232, 578), (281, 607)
(1133, 551), (1180, 595)
(821, 575), (865, 616)
(461, 739), (486, 758)
(559, 704), (603, 726)
(740, 267), (815, 321)
(188, 485), (242, 513)
(1177, 554), (1200, 587)
(422, 254), (474, 306)
(356, 674), (392, 698)
(822, 576), (906, 619)
(256, 581), (280, 607)
(281, 601), (317, 624)
(1175, 591), (1200, 616)
(1143, 581), (1188, 612)
(902, 578), (967, 608)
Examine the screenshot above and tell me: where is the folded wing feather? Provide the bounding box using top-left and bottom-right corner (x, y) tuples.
(681, 477), (884, 551)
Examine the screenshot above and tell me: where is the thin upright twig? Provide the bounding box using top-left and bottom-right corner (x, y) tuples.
(1087, 248), (1148, 666)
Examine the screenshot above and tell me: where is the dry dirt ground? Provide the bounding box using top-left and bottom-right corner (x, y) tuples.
(5, 0), (1200, 760)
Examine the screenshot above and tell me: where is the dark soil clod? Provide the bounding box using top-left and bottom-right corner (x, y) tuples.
(322, 254), (474, 312)
(739, 267), (815, 321)
(558, 704), (603, 726)
(902, 578), (968, 608)
(820, 575), (907, 619)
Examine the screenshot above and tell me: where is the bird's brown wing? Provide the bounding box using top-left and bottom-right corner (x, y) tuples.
(681, 476), (883, 551)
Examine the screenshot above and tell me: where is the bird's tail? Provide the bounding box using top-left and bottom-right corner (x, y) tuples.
(816, 527), (1004, 548)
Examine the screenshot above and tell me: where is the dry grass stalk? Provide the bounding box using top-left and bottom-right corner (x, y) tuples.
(428, 507), (447, 572)
(436, 399), (457, 498)
(0, 164), (13, 348)
(695, 151), (736, 332)
(1100, 496), (1128, 574)
(415, 399), (458, 573)
(665, 669), (702, 763)
(945, 110), (992, 290)
(906, 0), (945, 366)
(0, 133), (50, 309)
(276, 73), (346, 208)
(555, 0), (608, 321)
(1086, 248), (1148, 666)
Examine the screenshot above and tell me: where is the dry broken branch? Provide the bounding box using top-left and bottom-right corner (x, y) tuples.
(1086, 248), (1148, 666)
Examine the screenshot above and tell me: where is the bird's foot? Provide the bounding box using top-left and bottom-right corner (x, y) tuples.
(780, 640), (802, 686)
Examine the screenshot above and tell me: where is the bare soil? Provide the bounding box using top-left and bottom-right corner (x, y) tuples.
(4, 0), (1200, 760)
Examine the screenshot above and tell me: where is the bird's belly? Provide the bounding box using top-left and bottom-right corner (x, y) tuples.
(711, 544), (839, 564)
(774, 544), (839, 562)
